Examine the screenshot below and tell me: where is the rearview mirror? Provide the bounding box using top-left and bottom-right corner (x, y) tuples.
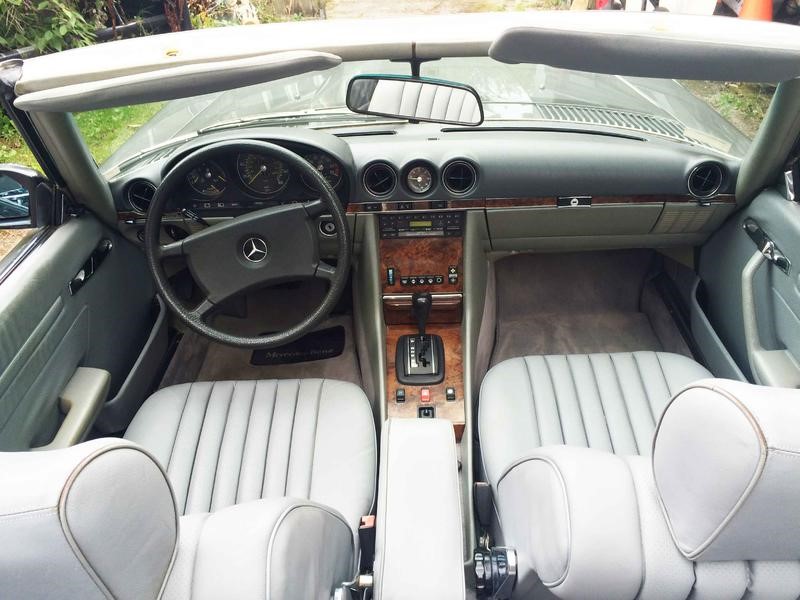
(346, 75), (483, 127)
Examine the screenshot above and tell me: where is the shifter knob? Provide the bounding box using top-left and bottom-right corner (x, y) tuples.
(412, 292), (433, 336)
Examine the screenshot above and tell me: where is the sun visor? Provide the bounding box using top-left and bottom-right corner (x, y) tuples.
(489, 12), (800, 83)
(13, 51), (341, 112)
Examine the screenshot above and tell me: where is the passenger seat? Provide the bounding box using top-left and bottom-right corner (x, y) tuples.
(479, 351), (711, 491)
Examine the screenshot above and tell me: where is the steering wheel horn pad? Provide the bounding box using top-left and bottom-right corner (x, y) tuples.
(144, 140), (351, 349)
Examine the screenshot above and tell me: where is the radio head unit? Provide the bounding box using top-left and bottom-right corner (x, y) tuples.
(379, 212), (464, 239)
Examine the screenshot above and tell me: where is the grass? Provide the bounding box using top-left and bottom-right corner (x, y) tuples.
(0, 102), (163, 260)
(681, 81), (774, 139)
(0, 102), (164, 171)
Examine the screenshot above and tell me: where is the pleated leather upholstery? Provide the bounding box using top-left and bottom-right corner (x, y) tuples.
(125, 378), (376, 529)
(479, 351), (711, 489)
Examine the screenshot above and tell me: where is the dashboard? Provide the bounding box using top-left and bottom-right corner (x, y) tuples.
(113, 124), (741, 251)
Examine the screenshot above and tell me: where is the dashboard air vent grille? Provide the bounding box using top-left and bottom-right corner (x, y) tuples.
(688, 162), (724, 199)
(442, 160), (477, 195)
(126, 180), (157, 213)
(363, 163), (396, 197)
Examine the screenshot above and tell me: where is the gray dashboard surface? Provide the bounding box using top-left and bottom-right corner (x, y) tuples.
(108, 123), (739, 213)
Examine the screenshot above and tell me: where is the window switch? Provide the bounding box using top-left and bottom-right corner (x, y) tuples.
(395, 389), (405, 403)
(446, 387), (456, 402)
(418, 406), (435, 418)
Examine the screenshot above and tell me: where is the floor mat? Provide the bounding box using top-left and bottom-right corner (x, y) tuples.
(161, 315), (362, 388)
(251, 325), (346, 365)
(490, 250), (692, 366)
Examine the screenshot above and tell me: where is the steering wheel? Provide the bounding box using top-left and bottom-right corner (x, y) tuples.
(144, 140), (351, 349)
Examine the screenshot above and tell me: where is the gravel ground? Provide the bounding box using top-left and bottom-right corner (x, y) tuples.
(326, 0), (563, 18)
(0, 229), (33, 261)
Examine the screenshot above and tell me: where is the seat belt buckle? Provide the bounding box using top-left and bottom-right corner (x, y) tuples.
(358, 515), (376, 573)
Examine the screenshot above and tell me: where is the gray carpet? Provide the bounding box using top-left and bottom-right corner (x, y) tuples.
(160, 281), (362, 388)
(490, 250), (692, 366)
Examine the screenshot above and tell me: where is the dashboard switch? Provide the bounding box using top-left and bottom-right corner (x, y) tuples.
(395, 389), (406, 403)
(387, 267), (396, 286)
(446, 387), (456, 402)
(420, 388), (431, 403)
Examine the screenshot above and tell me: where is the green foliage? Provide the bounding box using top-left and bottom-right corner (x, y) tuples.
(0, 0), (96, 53)
(73, 102), (165, 164)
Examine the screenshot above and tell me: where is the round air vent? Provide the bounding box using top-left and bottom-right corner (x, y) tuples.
(126, 180), (157, 213)
(362, 162), (397, 198)
(442, 160), (477, 195)
(688, 162), (724, 199)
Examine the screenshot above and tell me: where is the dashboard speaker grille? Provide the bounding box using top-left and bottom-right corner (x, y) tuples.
(688, 163), (724, 199)
(442, 160), (477, 195)
(363, 163), (396, 197)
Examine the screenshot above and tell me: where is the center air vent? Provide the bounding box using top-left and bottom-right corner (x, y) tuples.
(363, 162), (397, 198)
(126, 180), (157, 213)
(442, 160), (477, 195)
(688, 162), (724, 199)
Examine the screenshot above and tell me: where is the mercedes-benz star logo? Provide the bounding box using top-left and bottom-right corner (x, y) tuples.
(242, 237), (268, 263)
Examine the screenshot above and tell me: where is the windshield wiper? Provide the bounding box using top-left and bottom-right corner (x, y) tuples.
(196, 107), (385, 133)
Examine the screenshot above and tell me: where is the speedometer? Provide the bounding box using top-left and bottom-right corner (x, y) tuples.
(187, 161), (227, 196)
(236, 153), (290, 195)
(301, 152), (343, 190)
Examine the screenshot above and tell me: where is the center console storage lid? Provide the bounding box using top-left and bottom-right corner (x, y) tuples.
(374, 418), (465, 600)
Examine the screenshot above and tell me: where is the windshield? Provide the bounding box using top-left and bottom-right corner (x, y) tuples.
(80, 57), (767, 173)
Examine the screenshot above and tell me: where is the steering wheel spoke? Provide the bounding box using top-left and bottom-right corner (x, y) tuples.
(159, 240), (185, 259)
(190, 297), (216, 322)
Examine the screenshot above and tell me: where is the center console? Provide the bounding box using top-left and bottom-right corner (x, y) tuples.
(377, 208), (466, 439)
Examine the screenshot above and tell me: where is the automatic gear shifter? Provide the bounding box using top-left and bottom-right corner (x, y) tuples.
(413, 292), (432, 336)
(396, 292), (444, 385)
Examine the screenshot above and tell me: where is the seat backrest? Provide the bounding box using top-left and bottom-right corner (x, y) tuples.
(495, 378), (800, 599)
(0, 438), (178, 600)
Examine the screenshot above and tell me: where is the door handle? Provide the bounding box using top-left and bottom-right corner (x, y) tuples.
(69, 239), (112, 295)
(743, 218), (791, 275)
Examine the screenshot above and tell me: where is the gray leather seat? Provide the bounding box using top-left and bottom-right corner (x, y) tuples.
(125, 378), (376, 529)
(0, 378), (376, 600)
(479, 351), (712, 490)
(489, 379), (800, 599)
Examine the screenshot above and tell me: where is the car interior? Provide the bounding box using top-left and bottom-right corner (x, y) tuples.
(2, 10), (800, 600)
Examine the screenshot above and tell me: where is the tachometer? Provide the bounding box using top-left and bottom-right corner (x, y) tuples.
(301, 152), (343, 190)
(187, 161), (227, 196)
(236, 153), (290, 195)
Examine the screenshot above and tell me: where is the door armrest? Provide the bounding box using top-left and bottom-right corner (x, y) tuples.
(374, 418), (465, 600)
(37, 367), (110, 450)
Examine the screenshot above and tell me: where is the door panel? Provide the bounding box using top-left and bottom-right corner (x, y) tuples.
(0, 214), (155, 449)
(700, 189), (800, 384)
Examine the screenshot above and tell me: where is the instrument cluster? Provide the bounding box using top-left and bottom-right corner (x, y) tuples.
(177, 148), (346, 214)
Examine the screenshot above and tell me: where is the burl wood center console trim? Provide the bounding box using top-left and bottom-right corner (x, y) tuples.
(385, 324), (465, 441)
(379, 218), (466, 440)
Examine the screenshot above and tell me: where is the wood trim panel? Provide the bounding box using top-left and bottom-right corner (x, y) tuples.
(385, 324), (465, 440)
(380, 236), (463, 295)
(383, 294), (462, 325)
(346, 194), (735, 212)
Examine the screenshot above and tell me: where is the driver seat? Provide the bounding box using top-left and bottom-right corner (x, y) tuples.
(0, 378), (376, 600)
(125, 378), (376, 525)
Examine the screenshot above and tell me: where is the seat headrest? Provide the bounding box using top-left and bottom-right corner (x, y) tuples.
(0, 438), (177, 600)
(653, 378), (800, 561)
